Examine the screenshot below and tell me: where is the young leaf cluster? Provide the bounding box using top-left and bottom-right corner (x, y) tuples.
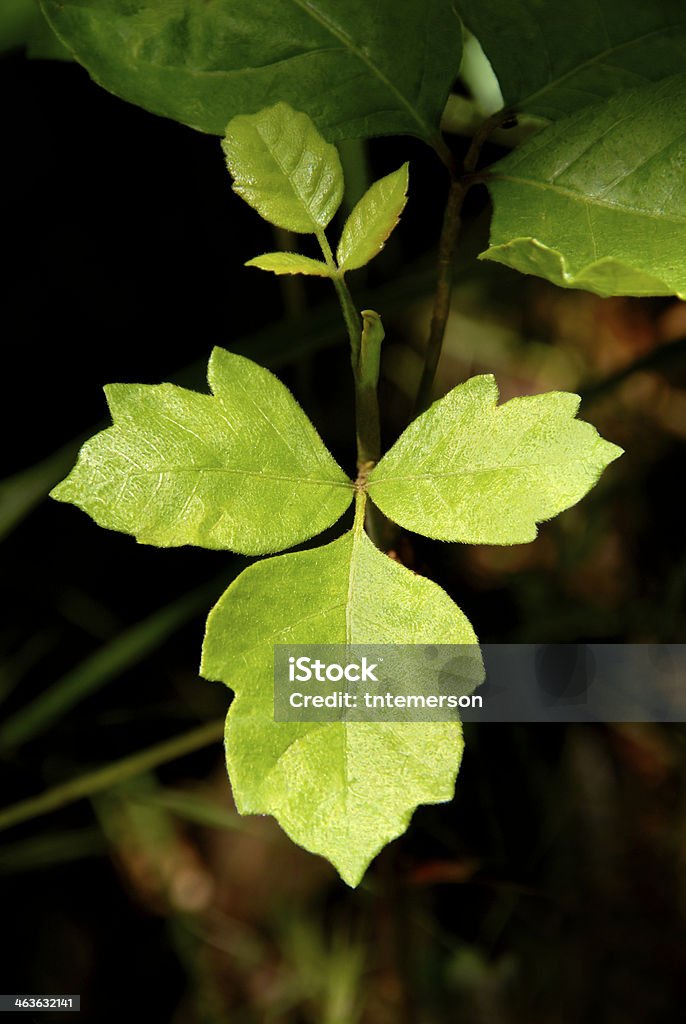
(222, 102), (409, 281)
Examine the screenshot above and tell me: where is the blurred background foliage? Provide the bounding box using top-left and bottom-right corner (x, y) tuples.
(2, 25), (686, 1024)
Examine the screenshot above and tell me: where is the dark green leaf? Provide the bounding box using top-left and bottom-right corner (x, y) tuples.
(483, 75), (686, 298)
(457, 0), (686, 119)
(41, 0), (461, 154)
(1, 0), (70, 59)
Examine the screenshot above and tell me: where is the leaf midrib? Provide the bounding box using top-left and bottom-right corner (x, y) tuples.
(370, 459), (607, 484)
(127, 468), (353, 487)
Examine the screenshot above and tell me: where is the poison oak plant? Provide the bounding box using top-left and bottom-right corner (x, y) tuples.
(28, 0), (684, 884)
(51, 103), (622, 884)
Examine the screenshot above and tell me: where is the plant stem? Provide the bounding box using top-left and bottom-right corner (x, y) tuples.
(352, 488), (367, 533)
(412, 110), (514, 417)
(316, 231), (386, 543)
(316, 228), (362, 364)
(315, 229), (383, 471)
(0, 719), (225, 834)
(412, 176), (467, 416)
(355, 310), (384, 468)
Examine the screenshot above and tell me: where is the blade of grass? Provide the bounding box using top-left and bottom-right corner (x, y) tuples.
(0, 718), (225, 833)
(0, 439), (82, 540)
(0, 826), (104, 874)
(132, 787), (274, 836)
(0, 577), (229, 753)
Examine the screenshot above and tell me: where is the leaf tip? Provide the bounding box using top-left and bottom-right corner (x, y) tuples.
(601, 438), (624, 466)
(48, 479), (70, 503)
(464, 372), (500, 406)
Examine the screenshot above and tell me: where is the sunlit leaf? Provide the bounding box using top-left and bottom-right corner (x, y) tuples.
(202, 511), (477, 886)
(337, 163), (409, 273)
(223, 103), (344, 234)
(51, 348), (353, 554)
(245, 252), (332, 277)
(367, 375), (622, 544)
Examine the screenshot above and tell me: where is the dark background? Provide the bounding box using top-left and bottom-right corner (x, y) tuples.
(2, 50), (686, 1023)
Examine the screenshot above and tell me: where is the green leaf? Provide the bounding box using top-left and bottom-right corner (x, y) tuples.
(0, 0), (36, 51)
(223, 103), (344, 234)
(482, 76), (686, 298)
(201, 506), (477, 886)
(457, 0), (686, 119)
(336, 163), (409, 273)
(41, 0), (461, 154)
(367, 375), (622, 545)
(245, 252), (332, 277)
(1, 0), (70, 59)
(51, 348), (353, 555)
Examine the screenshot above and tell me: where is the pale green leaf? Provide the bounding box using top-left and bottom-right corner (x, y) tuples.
(482, 75), (686, 298)
(367, 375), (622, 545)
(51, 348), (353, 555)
(201, 510), (477, 886)
(457, 0), (686, 119)
(41, 0), (460, 154)
(223, 103), (343, 234)
(336, 163), (409, 272)
(245, 252), (331, 277)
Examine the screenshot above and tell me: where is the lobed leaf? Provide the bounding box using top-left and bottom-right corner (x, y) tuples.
(201, 513), (477, 886)
(41, 0), (461, 151)
(337, 163), (410, 273)
(51, 348), (353, 555)
(482, 75), (686, 298)
(223, 103), (343, 234)
(245, 252), (332, 277)
(367, 375), (622, 545)
(457, 0), (686, 120)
